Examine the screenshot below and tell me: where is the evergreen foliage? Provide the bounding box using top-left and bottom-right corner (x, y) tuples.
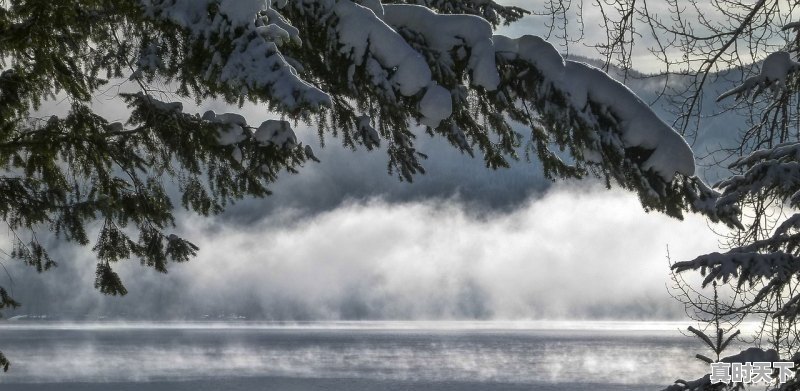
(525, 6), (800, 387)
(0, 0), (731, 371)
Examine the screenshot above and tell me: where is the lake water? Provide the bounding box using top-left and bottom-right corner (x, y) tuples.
(0, 321), (711, 390)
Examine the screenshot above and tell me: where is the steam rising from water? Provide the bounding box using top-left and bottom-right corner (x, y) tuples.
(5, 184), (719, 320)
(0, 322), (711, 386)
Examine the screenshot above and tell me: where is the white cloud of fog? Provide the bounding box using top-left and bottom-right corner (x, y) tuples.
(12, 183), (713, 321)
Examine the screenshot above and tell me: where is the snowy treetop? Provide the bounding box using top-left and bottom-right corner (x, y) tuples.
(138, 0), (695, 177)
(126, 0), (725, 225)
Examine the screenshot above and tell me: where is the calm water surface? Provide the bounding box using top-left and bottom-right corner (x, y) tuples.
(0, 321), (712, 390)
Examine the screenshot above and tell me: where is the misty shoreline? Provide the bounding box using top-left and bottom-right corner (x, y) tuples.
(0, 319), (759, 332)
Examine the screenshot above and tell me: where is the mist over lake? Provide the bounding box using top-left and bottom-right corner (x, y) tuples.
(0, 321), (711, 391)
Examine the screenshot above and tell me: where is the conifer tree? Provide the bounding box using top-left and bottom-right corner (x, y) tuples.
(554, 0), (800, 388)
(0, 0), (729, 370)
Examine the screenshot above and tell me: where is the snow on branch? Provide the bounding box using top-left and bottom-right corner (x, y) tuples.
(333, 1), (432, 97)
(716, 142), (800, 209)
(488, 35), (740, 224)
(140, 0), (331, 111)
(279, 1), (700, 183)
(126, 92), (315, 169)
(384, 4), (500, 91)
(132, 1), (733, 222)
(383, 4), (696, 182)
(670, 144), (800, 319)
(672, 251), (799, 288)
(493, 34), (695, 180)
(717, 51), (800, 102)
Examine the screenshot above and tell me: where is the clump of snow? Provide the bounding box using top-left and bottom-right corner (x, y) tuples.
(254, 120), (297, 148)
(494, 35), (564, 77)
(718, 51), (800, 101)
(566, 61), (695, 178)
(261, 7), (302, 46)
(383, 4), (500, 90)
(419, 84), (452, 127)
(334, 1), (431, 97)
(363, 57), (394, 97)
(203, 110), (250, 145)
(149, 98), (183, 113)
(216, 30), (327, 109)
(213, 112), (247, 126)
(256, 24), (291, 45)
